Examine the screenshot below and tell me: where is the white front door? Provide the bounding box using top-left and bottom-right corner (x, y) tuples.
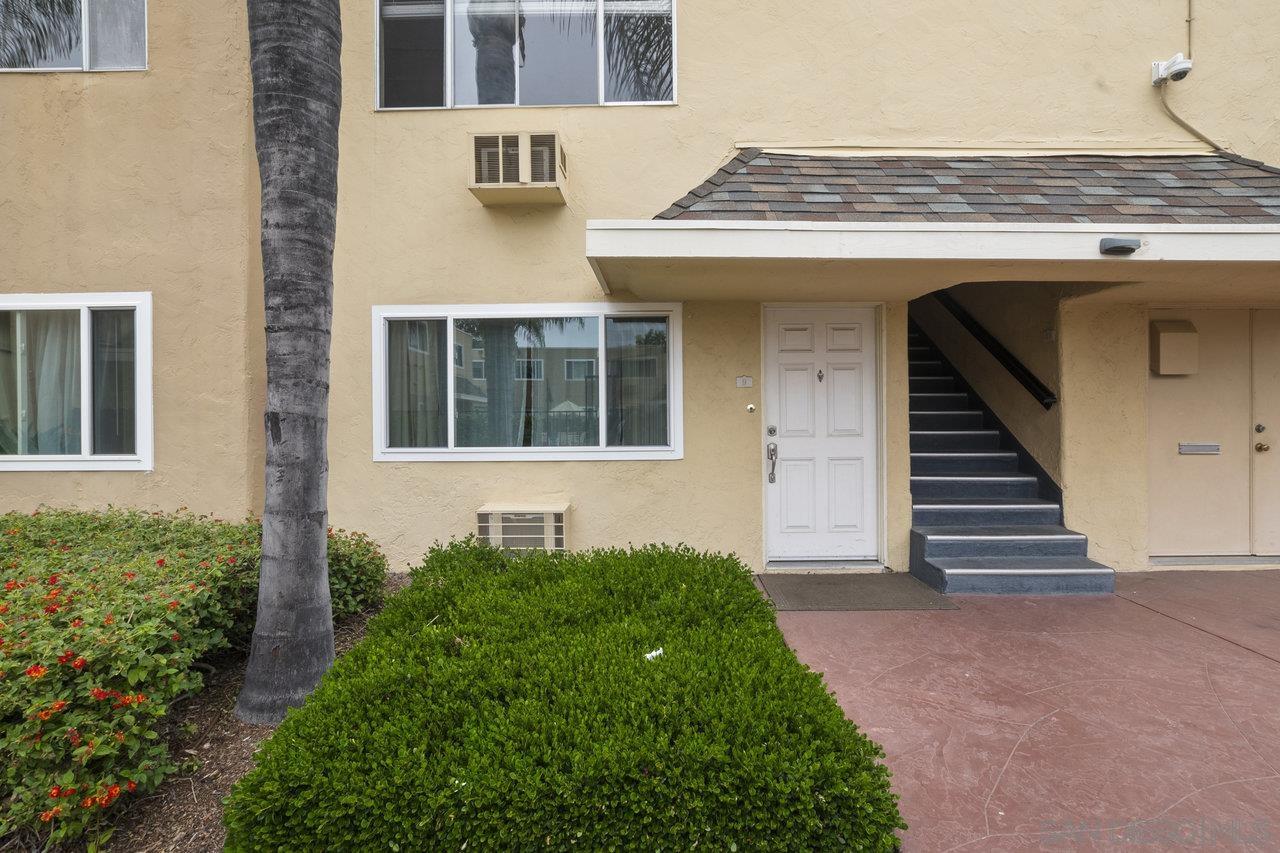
(763, 307), (879, 561)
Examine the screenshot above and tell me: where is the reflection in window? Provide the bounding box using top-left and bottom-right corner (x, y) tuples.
(518, 0), (598, 106)
(606, 316), (667, 447)
(454, 317), (599, 447)
(1, 0), (84, 69)
(564, 358), (596, 381)
(453, 0), (515, 105)
(380, 0), (673, 107)
(1, 0), (147, 71)
(604, 0), (673, 102)
(387, 319), (448, 448)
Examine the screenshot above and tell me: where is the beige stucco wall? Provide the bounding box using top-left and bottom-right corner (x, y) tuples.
(3, 0), (1280, 570)
(0, 3), (264, 521)
(910, 286), (1067, 481)
(1058, 299), (1150, 571)
(334, 300), (913, 571)
(1057, 284), (1280, 572)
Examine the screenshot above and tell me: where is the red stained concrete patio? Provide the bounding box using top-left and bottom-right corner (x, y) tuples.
(777, 571), (1280, 851)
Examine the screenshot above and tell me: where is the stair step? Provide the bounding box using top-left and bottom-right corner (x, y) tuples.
(907, 360), (951, 377)
(909, 410), (986, 430)
(909, 392), (972, 411)
(911, 451), (1019, 474)
(910, 556), (1115, 595)
(909, 376), (956, 392)
(904, 323), (1115, 595)
(912, 499), (1062, 526)
(910, 474), (1040, 499)
(913, 524), (1088, 557)
(910, 430), (1002, 451)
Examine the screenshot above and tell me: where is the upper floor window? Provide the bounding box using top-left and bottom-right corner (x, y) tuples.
(0, 293), (153, 471)
(0, 0), (147, 72)
(378, 0), (674, 109)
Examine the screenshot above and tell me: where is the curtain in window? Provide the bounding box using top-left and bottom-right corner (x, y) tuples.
(0, 310), (81, 455)
(91, 309), (136, 454)
(606, 316), (667, 446)
(387, 319), (447, 447)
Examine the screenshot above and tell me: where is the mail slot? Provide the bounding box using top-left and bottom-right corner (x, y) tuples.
(1179, 442), (1221, 455)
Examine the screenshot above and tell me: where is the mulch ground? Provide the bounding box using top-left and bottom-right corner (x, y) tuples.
(98, 574), (411, 853)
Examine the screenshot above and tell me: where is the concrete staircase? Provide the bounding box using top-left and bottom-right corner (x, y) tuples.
(907, 325), (1114, 594)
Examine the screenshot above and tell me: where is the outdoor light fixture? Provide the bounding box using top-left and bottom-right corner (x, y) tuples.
(1099, 237), (1142, 256)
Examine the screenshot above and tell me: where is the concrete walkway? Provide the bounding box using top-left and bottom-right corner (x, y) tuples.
(777, 571), (1280, 851)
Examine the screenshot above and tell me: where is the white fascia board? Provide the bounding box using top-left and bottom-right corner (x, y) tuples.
(586, 220), (1280, 265)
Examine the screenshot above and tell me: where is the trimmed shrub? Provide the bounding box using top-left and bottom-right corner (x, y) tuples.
(224, 541), (904, 851)
(0, 508), (388, 846)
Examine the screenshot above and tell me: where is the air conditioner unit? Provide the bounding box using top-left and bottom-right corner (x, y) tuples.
(469, 132), (567, 205)
(476, 503), (569, 551)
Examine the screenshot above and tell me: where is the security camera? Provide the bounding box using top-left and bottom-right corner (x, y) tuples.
(1152, 52), (1193, 86)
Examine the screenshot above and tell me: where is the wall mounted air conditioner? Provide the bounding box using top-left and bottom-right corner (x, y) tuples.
(476, 503), (569, 551)
(470, 132), (567, 205)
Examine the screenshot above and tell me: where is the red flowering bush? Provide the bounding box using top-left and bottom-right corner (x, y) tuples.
(0, 509), (387, 846)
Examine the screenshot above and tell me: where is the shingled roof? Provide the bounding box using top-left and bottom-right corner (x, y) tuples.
(656, 149), (1280, 224)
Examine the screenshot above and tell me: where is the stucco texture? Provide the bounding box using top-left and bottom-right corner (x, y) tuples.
(0, 2), (265, 521)
(4, 0), (1280, 571)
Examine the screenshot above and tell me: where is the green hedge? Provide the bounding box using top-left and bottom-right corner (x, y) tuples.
(224, 541), (904, 851)
(0, 508), (387, 846)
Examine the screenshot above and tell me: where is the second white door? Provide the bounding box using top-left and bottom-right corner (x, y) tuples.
(763, 307), (879, 561)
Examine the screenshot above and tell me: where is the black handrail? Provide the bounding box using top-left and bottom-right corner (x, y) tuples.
(932, 291), (1058, 410)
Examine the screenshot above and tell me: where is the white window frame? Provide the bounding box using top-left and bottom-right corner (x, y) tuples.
(0, 292), (153, 471)
(515, 357), (545, 381)
(564, 357), (597, 381)
(373, 0), (677, 111)
(0, 0), (149, 74)
(372, 301), (682, 461)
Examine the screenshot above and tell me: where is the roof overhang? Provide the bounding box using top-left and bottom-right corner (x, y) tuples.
(586, 220), (1280, 301)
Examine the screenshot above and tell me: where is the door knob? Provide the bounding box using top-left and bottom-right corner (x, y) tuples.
(1257, 442), (1272, 453)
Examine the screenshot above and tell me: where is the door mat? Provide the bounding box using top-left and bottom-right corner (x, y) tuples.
(756, 573), (958, 611)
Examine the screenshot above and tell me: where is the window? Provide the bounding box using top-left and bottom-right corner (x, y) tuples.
(564, 358), (596, 381)
(0, 293), (152, 470)
(373, 303), (681, 460)
(0, 0), (147, 72)
(514, 357), (544, 381)
(377, 0), (674, 109)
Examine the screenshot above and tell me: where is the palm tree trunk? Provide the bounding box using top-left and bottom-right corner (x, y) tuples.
(235, 0), (342, 725)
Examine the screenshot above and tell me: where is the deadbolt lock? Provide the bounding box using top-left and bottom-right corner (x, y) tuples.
(1258, 424), (1267, 434)
(766, 426), (777, 436)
